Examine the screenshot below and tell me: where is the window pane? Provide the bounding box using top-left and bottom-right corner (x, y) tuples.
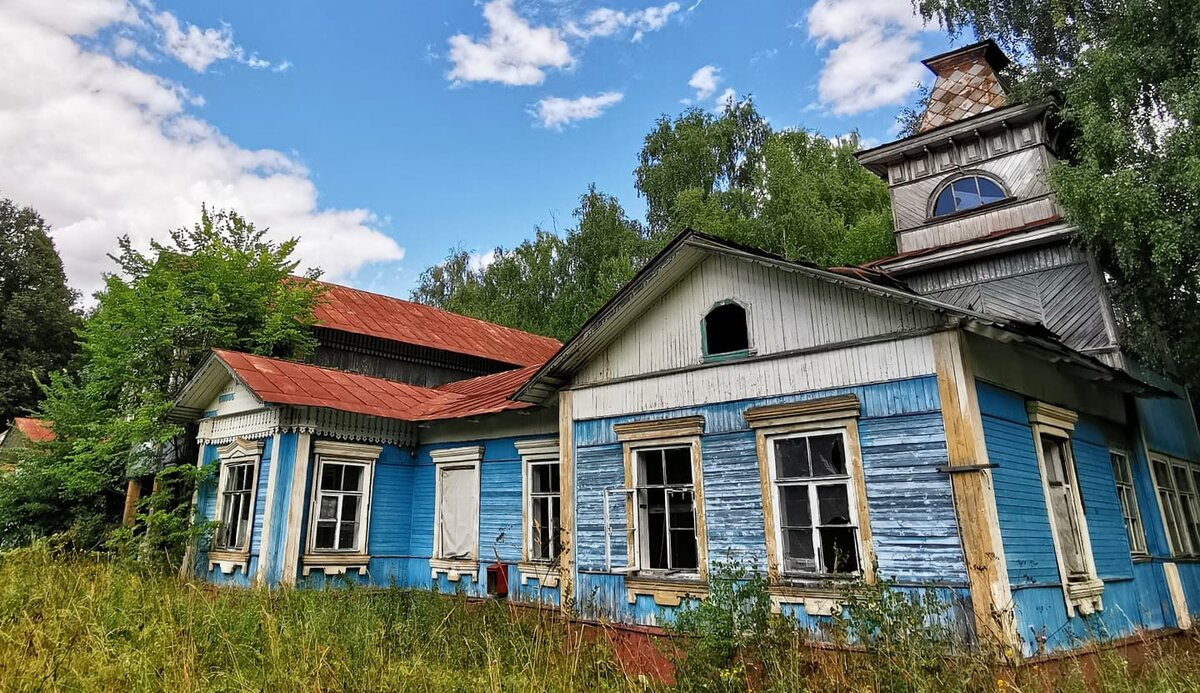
(550, 497), (560, 557)
(809, 435), (846, 477)
(646, 488), (668, 569)
(774, 438), (810, 479)
(783, 529), (816, 572)
(532, 497), (551, 560)
(951, 177), (983, 210)
(977, 177), (1006, 204)
(1110, 453), (1128, 484)
(779, 485), (811, 528)
(342, 465), (364, 492)
(1175, 467), (1193, 495)
(315, 521), (336, 549)
(320, 463), (341, 491)
(817, 485), (852, 525)
(338, 522), (357, 550)
(668, 490), (695, 529)
(933, 188), (957, 217)
(1155, 460), (1172, 488)
(341, 495), (359, 522)
(670, 529), (699, 570)
(531, 463), (555, 493)
(319, 496), (337, 520)
(664, 448), (692, 485)
(1042, 437), (1066, 485)
(641, 450), (664, 486)
(820, 527), (859, 574)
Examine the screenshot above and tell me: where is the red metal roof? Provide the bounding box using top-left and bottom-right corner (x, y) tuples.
(13, 417), (54, 443)
(309, 281), (561, 368)
(212, 350), (537, 422)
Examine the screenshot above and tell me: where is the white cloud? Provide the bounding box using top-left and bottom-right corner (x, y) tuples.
(566, 2), (681, 41)
(150, 9), (286, 73)
(806, 0), (932, 115)
(112, 35), (152, 60)
(688, 65), (720, 100)
(0, 0), (403, 299)
(715, 87), (737, 109)
(531, 91), (624, 129)
(468, 249), (498, 273)
(447, 0), (573, 86)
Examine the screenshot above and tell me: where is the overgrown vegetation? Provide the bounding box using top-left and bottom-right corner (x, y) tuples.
(3, 548), (1200, 691)
(412, 102), (893, 342)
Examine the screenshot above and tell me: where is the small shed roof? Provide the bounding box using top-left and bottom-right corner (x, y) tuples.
(13, 417), (54, 443)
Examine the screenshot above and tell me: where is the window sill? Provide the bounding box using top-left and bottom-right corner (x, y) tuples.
(301, 552), (370, 576)
(518, 561), (560, 588)
(768, 579), (852, 616)
(701, 348), (756, 364)
(624, 573), (707, 606)
(1065, 578), (1105, 616)
(430, 557), (479, 582)
(207, 548), (250, 575)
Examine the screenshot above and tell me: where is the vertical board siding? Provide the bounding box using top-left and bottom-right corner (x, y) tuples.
(572, 377), (967, 594)
(574, 254), (941, 387)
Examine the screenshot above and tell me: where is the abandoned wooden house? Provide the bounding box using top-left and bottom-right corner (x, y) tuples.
(171, 40), (1200, 657)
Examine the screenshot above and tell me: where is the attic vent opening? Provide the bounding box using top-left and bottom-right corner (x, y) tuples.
(703, 302), (749, 360)
(931, 175), (1007, 218)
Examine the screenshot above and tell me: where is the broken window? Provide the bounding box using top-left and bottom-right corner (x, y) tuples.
(1040, 434), (1091, 581)
(311, 461), (369, 552)
(1109, 451), (1147, 555)
(769, 430), (860, 576)
(635, 446), (699, 573)
(215, 459), (256, 551)
(436, 463), (479, 560)
(528, 459), (561, 562)
(703, 302), (749, 358)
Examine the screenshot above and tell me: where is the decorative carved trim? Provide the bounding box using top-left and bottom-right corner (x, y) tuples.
(613, 415), (705, 442)
(301, 552), (370, 577)
(281, 406), (417, 446)
(430, 557), (479, 582)
(207, 549), (250, 575)
(431, 445), (484, 465)
(313, 440), (383, 461)
(1026, 400), (1078, 432)
(198, 409), (280, 444)
(744, 394), (860, 429)
(1065, 578), (1105, 616)
(518, 561), (560, 588)
(216, 438), (264, 459)
(624, 575), (707, 606)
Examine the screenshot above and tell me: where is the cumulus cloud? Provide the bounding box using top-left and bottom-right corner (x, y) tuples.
(565, 2), (681, 41)
(715, 87), (737, 109)
(447, 0), (573, 86)
(531, 91), (624, 129)
(687, 65), (720, 100)
(0, 0), (403, 298)
(150, 10), (284, 73)
(468, 249), (498, 273)
(806, 0), (932, 115)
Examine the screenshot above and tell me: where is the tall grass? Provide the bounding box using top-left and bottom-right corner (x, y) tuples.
(3, 546), (1200, 692)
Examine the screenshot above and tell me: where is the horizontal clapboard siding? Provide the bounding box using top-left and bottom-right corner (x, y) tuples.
(575, 444), (625, 572)
(366, 445), (413, 556)
(1071, 421), (1134, 580)
(702, 431), (768, 570)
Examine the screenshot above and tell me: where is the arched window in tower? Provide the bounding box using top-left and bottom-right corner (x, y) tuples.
(931, 175), (1007, 218)
(702, 301), (750, 360)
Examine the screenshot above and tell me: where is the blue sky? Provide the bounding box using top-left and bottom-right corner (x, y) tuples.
(0, 0), (957, 300)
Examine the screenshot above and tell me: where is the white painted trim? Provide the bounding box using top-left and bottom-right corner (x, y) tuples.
(255, 430), (284, 586)
(305, 440), (381, 563)
(279, 432), (312, 586)
(517, 438), (560, 569)
(1164, 562), (1192, 629)
(432, 446), (483, 578)
(210, 440), (263, 563)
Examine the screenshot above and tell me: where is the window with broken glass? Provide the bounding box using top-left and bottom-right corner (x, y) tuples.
(1110, 450), (1147, 555)
(635, 446), (699, 574)
(1040, 433), (1092, 582)
(215, 459), (256, 551)
(311, 460), (368, 552)
(528, 459), (561, 562)
(767, 430), (860, 576)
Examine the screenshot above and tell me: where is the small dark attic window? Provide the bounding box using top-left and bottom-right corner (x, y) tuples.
(703, 302), (749, 359)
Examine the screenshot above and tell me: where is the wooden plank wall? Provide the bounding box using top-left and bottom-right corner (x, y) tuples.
(573, 254), (942, 387)
(907, 243), (1117, 354)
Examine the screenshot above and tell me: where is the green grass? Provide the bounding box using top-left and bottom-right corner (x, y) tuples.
(2, 546), (1200, 692)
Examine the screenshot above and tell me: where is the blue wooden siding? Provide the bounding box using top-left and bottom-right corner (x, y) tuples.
(195, 437), (275, 586)
(572, 376), (967, 625)
(1071, 421), (1135, 580)
(260, 432), (299, 586)
(366, 444), (414, 557)
(1136, 394), (1200, 461)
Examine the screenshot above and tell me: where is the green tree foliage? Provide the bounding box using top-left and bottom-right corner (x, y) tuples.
(0, 197), (79, 426)
(916, 0), (1200, 387)
(414, 101), (895, 339)
(0, 208), (324, 547)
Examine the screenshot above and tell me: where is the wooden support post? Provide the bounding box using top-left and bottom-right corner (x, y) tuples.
(558, 390), (575, 614)
(279, 432), (312, 586)
(122, 478), (142, 528)
(933, 329), (1019, 653)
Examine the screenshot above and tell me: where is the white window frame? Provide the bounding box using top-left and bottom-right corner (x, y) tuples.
(1027, 401), (1103, 616)
(208, 438), (263, 575)
(765, 428), (863, 579)
(631, 444), (702, 576)
(302, 441), (380, 575)
(1149, 453), (1200, 557)
(431, 445), (482, 582)
(516, 438), (561, 587)
(1109, 449), (1148, 556)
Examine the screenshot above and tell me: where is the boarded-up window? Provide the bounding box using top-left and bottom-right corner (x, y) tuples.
(703, 302), (749, 357)
(1041, 434), (1089, 581)
(768, 430), (860, 576)
(1109, 451), (1147, 554)
(437, 464), (479, 560)
(215, 460), (256, 551)
(636, 447), (699, 572)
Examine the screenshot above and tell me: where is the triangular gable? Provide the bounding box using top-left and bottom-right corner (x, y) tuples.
(515, 230), (1163, 403)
